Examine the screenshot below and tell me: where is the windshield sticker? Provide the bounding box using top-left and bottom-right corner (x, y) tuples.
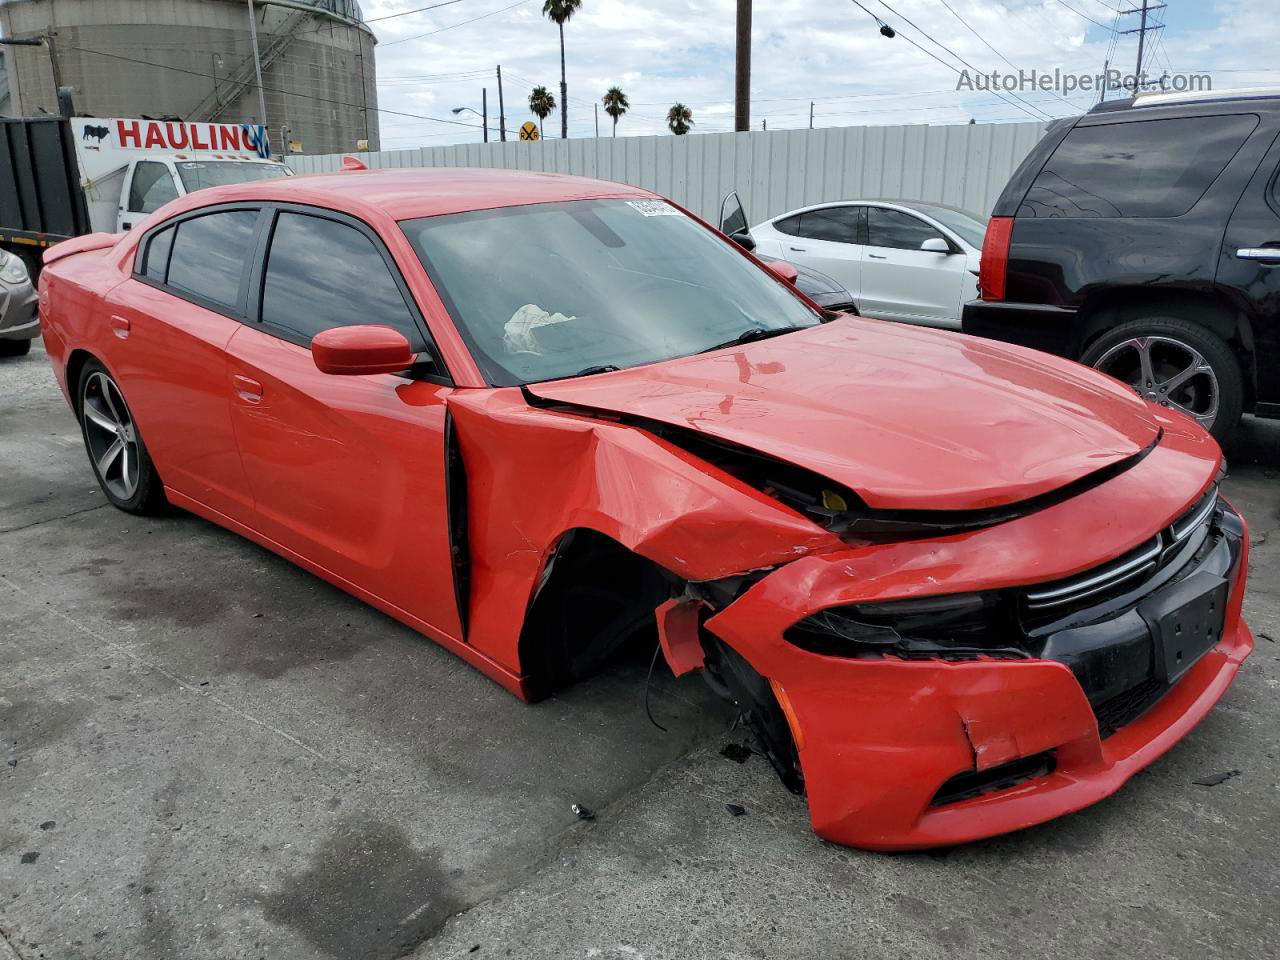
(626, 200), (682, 217)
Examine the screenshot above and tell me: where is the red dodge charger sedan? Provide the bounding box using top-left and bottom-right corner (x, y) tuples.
(38, 168), (1252, 850)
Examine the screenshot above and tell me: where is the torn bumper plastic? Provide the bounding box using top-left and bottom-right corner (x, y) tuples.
(771, 608), (1248, 852)
(706, 444), (1252, 850)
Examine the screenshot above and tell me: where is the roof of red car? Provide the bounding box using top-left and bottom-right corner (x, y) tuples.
(181, 167), (656, 221)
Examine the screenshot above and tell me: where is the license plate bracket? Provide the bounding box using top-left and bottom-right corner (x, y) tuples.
(1139, 572), (1229, 684)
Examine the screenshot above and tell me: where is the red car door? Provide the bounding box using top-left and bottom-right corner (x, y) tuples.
(104, 207), (261, 523)
(225, 207), (462, 640)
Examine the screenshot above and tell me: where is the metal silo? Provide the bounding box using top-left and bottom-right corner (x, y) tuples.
(0, 0), (378, 155)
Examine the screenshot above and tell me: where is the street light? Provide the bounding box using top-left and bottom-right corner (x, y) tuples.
(452, 89), (489, 143)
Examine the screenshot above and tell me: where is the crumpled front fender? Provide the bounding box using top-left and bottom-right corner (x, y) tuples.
(446, 389), (839, 690)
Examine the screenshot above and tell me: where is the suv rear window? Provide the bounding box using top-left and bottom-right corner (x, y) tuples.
(1020, 114), (1258, 219)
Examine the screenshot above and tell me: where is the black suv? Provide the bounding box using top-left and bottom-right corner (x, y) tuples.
(963, 88), (1280, 442)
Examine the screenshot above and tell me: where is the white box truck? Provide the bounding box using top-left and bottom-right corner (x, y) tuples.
(1, 103), (290, 277)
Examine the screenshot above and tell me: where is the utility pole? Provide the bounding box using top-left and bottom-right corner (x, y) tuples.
(1135, 0), (1149, 81)
(594, 103), (599, 138)
(482, 88), (489, 143)
(1118, 1), (1165, 93)
(734, 0), (751, 132)
(497, 65), (508, 141)
(246, 0), (269, 126)
(809, 101), (814, 129)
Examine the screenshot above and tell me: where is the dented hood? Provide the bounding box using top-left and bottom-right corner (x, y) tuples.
(527, 319), (1162, 512)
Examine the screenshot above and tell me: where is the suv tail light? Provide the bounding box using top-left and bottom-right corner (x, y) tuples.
(978, 216), (1014, 301)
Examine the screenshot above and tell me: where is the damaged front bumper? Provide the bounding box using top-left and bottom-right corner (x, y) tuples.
(704, 439), (1252, 850)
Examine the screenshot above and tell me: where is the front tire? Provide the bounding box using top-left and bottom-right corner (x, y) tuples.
(0, 338), (32, 357)
(1080, 314), (1244, 444)
(77, 359), (167, 514)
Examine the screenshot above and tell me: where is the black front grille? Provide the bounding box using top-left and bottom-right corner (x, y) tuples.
(1018, 489), (1219, 631)
(1093, 676), (1167, 737)
(931, 751), (1057, 806)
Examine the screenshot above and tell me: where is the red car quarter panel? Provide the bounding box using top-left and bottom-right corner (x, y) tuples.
(38, 168), (1253, 850)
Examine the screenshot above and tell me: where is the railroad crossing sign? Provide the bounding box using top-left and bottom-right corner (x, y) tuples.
(519, 121), (540, 141)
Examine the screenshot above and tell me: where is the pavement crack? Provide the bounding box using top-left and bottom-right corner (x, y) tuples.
(0, 925), (26, 960)
(0, 502), (108, 536)
(392, 730), (728, 959)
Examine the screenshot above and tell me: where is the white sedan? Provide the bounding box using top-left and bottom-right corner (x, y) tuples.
(749, 200), (986, 328)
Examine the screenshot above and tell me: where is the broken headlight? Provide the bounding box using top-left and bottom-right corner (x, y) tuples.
(784, 592), (1028, 661)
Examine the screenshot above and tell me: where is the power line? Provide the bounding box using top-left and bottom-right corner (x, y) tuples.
(869, 0), (1058, 120)
(66, 43), (487, 131)
(379, 0), (535, 46)
(1049, 0), (1113, 29)
(865, 0), (1057, 120)
(935, 0), (1018, 71)
(364, 0), (467, 24)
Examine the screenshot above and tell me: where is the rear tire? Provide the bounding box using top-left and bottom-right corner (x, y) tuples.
(0, 338), (32, 357)
(1080, 313), (1244, 444)
(76, 358), (167, 515)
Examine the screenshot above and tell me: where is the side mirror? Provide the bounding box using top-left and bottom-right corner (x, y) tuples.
(920, 237), (952, 254)
(312, 325), (415, 376)
(730, 229), (757, 251)
(766, 260), (799, 285)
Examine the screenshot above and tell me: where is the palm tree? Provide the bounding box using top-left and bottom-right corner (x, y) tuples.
(528, 86), (556, 138)
(542, 0), (582, 139)
(666, 103), (694, 135)
(602, 86), (629, 138)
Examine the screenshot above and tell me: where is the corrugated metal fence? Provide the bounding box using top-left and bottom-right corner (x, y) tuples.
(287, 120), (1048, 221)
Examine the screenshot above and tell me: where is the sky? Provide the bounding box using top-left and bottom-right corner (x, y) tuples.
(363, 0), (1280, 148)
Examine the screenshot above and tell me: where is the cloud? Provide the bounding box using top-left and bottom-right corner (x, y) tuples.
(361, 0), (1280, 148)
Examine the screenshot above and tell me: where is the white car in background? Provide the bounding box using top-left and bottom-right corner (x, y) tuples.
(749, 200), (986, 328)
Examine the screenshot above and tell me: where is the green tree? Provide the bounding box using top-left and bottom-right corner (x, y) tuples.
(542, 0), (582, 139)
(528, 86), (557, 138)
(666, 102), (694, 135)
(602, 86), (629, 138)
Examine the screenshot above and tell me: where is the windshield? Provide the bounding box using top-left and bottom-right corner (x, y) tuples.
(906, 203), (987, 249)
(176, 161), (290, 192)
(403, 199), (821, 386)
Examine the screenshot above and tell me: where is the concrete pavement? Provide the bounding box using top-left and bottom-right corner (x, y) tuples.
(1, 340), (1276, 960)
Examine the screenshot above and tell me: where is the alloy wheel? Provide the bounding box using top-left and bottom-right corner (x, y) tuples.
(81, 371), (140, 501)
(1092, 335), (1219, 432)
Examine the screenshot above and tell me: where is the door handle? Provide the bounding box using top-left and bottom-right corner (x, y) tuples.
(109, 315), (130, 339)
(1237, 247), (1280, 262)
(868, 253), (887, 260)
(788, 246), (807, 252)
(232, 374), (263, 403)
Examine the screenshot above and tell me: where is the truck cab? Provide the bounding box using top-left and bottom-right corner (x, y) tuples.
(117, 155), (291, 232)
(2, 113), (292, 280)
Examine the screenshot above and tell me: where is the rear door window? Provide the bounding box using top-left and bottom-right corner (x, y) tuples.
(260, 211), (421, 346)
(166, 210), (259, 312)
(1021, 114), (1258, 219)
(866, 208), (941, 250)
(774, 214), (802, 236)
(795, 207), (860, 244)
